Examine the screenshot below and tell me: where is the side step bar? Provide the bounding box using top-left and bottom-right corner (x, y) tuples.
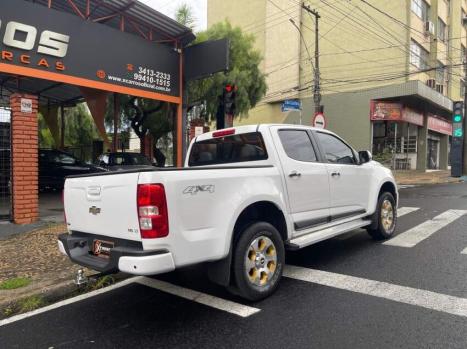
(286, 219), (371, 250)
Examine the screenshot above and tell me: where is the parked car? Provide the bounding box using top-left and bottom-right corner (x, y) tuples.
(96, 152), (155, 171)
(58, 124), (398, 301)
(39, 149), (105, 191)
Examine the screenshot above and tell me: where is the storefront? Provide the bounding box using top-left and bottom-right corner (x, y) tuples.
(370, 100), (452, 170)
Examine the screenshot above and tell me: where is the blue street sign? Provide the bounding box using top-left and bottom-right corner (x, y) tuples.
(282, 99), (302, 112)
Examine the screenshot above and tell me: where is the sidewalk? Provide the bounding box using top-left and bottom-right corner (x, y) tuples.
(394, 170), (464, 186)
(0, 224), (82, 311)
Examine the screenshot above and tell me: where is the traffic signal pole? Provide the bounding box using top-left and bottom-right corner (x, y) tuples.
(463, 53), (467, 175)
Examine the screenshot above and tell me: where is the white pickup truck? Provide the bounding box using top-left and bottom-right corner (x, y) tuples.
(58, 124), (398, 300)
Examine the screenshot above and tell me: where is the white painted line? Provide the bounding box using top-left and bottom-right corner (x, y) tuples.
(397, 207), (420, 217)
(136, 277), (260, 318)
(284, 265), (467, 318)
(0, 277), (142, 327)
(383, 209), (467, 248)
(461, 247), (467, 255)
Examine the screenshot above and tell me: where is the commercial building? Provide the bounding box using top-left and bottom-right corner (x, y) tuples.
(208, 0), (467, 170)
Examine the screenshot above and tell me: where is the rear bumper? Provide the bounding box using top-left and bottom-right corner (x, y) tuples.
(58, 233), (175, 275)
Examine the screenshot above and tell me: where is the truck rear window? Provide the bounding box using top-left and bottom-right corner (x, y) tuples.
(188, 132), (268, 166)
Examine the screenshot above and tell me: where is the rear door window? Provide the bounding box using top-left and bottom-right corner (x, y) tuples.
(278, 130), (317, 162)
(188, 132), (268, 166)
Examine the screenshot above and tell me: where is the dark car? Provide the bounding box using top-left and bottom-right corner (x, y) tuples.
(96, 152), (155, 171)
(39, 149), (105, 191)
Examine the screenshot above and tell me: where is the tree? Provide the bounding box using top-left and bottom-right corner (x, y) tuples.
(38, 113), (55, 148)
(187, 21), (267, 123)
(175, 3), (196, 30)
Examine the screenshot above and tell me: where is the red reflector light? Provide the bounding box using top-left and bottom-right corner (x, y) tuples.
(137, 184), (169, 239)
(212, 129), (235, 138)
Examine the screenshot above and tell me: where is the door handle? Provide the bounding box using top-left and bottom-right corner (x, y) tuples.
(331, 171), (341, 177)
(289, 170), (301, 178)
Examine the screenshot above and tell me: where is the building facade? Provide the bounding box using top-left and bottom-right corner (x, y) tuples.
(207, 0), (467, 170)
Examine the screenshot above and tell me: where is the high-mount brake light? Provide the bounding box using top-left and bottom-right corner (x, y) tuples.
(212, 129), (235, 138)
(137, 184), (169, 239)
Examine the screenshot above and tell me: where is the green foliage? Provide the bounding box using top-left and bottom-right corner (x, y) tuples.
(38, 114), (55, 148)
(187, 21), (267, 120)
(175, 3), (196, 30)
(89, 275), (115, 290)
(64, 104), (99, 147)
(0, 277), (31, 290)
(17, 295), (46, 313)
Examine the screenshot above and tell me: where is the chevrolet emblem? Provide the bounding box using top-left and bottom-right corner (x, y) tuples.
(89, 206), (101, 215)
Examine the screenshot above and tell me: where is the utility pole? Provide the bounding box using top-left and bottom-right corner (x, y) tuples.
(301, 3), (322, 114)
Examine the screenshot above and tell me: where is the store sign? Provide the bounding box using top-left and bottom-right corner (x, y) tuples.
(370, 101), (423, 126)
(427, 115), (452, 135)
(0, 0), (180, 101)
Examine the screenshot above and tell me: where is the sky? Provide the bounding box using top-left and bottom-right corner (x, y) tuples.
(140, 0), (208, 32)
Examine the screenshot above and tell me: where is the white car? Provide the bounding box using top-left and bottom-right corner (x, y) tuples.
(58, 124), (398, 301)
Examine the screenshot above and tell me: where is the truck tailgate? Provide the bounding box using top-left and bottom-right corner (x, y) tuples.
(64, 172), (142, 241)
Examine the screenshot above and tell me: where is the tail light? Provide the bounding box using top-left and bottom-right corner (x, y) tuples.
(137, 184), (169, 239)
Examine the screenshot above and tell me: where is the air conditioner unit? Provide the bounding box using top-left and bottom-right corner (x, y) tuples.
(426, 79), (436, 88)
(425, 21), (435, 35)
(435, 84), (444, 94)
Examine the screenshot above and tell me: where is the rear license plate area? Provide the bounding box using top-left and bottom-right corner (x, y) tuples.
(92, 239), (114, 258)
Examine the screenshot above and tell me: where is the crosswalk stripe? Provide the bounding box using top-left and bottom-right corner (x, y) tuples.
(283, 265), (467, 318)
(136, 277), (260, 318)
(397, 207), (420, 217)
(383, 209), (467, 248)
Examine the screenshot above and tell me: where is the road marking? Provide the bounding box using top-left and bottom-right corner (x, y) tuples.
(383, 209), (467, 248)
(461, 247), (467, 255)
(397, 207), (420, 217)
(0, 277), (142, 327)
(136, 277), (260, 318)
(284, 265), (467, 318)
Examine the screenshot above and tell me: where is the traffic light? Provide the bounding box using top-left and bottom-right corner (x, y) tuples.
(451, 101), (464, 177)
(224, 84), (237, 115)
(453, 101), (464, 138)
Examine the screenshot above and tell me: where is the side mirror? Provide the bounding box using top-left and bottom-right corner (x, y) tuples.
(359, 150), (372, 164)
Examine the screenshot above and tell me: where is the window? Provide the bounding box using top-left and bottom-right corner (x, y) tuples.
(461, 79), (466, 98)
(438, 18), (447, 42)
(462, 9), (466, 25)
(316, 132), (356, 165)
(188, 132), (268, 166)
(410, 40), (429, 69)
(436, 60), (446, 83)
(278, 130), (317, 162)
(411, 0), (429, 21)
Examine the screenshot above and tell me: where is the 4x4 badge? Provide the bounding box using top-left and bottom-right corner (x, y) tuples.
(183, 185), (215, 195)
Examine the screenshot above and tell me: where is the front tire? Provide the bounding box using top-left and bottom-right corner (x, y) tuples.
(231, 222), (284, 301)
(367, 192), (397, 240)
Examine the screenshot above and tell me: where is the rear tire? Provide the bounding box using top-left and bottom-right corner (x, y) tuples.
(367, 192), (397, 240)
(230, 222), (284, 301)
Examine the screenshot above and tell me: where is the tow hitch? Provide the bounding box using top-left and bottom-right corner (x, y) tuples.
(74, 269), (88, 286)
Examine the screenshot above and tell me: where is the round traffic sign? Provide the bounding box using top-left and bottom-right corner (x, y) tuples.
(313, 113), (326, 129)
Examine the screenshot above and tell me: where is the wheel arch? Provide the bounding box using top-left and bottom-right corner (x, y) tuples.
(207, 200), (289, 287)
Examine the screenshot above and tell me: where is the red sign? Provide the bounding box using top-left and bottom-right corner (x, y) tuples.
(370, 102), (402, 121)
(402, 107), (424, 126)
(370, 101), (423, 126)
(427, 115), (452, 135)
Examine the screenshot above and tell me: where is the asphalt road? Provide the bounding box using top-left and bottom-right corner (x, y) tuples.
(1, 183), (467, 348)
